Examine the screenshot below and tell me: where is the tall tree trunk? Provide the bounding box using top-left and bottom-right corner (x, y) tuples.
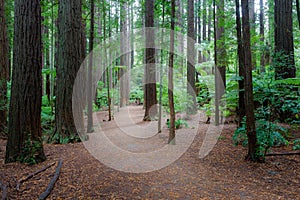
(0, 0), (9, 138)
(168, 0), (176, 145)
(274, 0), (295, 79)
(5, 0), (46, 163)
(241, 0), (260, 162)
(215, 0), (226, 125)
(202, 0), (207, 62)
(158, 0), (166, 133)
(249, 0), (256, 70)
(259, 0), (265, 73)
(87, 0), (95, 133)
(120, 1), (130, 108)
(235, 0), (245, 127)
(187, 0), (197, 114)
(52, 0), (84, 143)
(197, 0), (202, 63)
(143, 0), (157, 121)
(296, 0), (300, 30)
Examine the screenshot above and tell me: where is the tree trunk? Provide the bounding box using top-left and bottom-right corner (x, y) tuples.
(0, 0), (9, 138)
(5, 0), (46, 163)
(296, 0), (300, 30)
(241, 0), (260, 162)
(120, 1), (130, 108)
(274, 0), (295, 79)
(215, 0), (226, 125)
(52, 0), (84, 143)
(202, 0), (207, 62)
(235, 0), (245, 127)
(143, 0), (157, 121)
(259, 0), (265, 73)
(168, 0), (176, 145)
(197, 0), (202, 63)
(87, 0), (95, 133)
(187, 0), (197, 114)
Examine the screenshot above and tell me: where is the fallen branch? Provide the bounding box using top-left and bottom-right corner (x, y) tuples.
(266, 152), (300, 156)
(38, 159), (63, 200)
(0, 181), (7, 200)
(16, 162), (56, 190)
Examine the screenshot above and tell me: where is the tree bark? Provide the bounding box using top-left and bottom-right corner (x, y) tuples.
(215, 0), (226, 125)
(274, 0), (295, 79)
(187, 0), (197, 114)
(235, 0), (245, 127)
(144, 0), (157, 121)
(120, 1), (130, 108)
(5, 0), (46, 163)
(168, 0), (176, 145)
(52, 0), (84, 143)
(0, 0), (9, 138)
(241, 0), (260, 162)
(296, 0), (300, 30)
(87, 0), (95, 133)
(259, 0), (265, 73)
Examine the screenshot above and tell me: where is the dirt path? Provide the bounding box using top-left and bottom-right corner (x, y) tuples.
(0, 106), (299, 199)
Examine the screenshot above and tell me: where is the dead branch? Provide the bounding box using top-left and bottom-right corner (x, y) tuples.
(16, 162), (56, 190)
(0, 181), (7, 200)
(266, 151), (300, 156)
(38, 159), (63, 200)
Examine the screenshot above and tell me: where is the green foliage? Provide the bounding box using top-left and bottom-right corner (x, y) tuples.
(166, 119), (188, 129)
(233, 119), (289, 158)
(41, 96), (55, 136)
(50, 133), (81, 144)
(18, 135), (43, 165)
(293, 139), (300, 150)
(130, 86), (144, 104)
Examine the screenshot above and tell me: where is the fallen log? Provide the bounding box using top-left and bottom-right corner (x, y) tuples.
(16, 162), (56, 190)
(0, 181), (7, 200)
(266, 151), (300, 156)
(38, 159), (63, 200)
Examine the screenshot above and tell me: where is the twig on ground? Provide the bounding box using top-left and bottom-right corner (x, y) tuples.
(38, 159), (63, 200)
(0, 181), (7, 200)
(16, 162), (56, 190)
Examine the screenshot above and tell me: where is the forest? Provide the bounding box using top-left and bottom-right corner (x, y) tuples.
(0, 0), (299, 199)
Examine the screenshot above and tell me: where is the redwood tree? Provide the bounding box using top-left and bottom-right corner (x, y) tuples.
(52, 0), (84, 142)
(168, 0), (176, 144)
(0, 0), (9, 138)
(235, 0), (245, 127)
(187, 0), (197, 114)
(274, 0), (296, 79)
(241, 0), (260, 162)
(144, 0), (157, 121)
(5, 0), (46, 163)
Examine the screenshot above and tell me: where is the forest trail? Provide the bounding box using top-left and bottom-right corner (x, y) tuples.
(1, 105), (299, 199)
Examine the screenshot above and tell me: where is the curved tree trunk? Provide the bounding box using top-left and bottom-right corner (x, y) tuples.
(5, 0), (45, 163)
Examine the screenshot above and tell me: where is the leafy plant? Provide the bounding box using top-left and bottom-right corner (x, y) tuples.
(18, 135), (43, 165)
(166, 119), (188, 129)
(233, 118), (289, 159)
(293, 139), (300, 150)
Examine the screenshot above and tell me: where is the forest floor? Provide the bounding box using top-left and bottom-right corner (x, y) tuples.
(0, 105), (299, 199)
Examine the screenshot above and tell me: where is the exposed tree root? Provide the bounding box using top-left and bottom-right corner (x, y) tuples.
(16, 162), (56, 190)
(38, 159), (63, 200)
